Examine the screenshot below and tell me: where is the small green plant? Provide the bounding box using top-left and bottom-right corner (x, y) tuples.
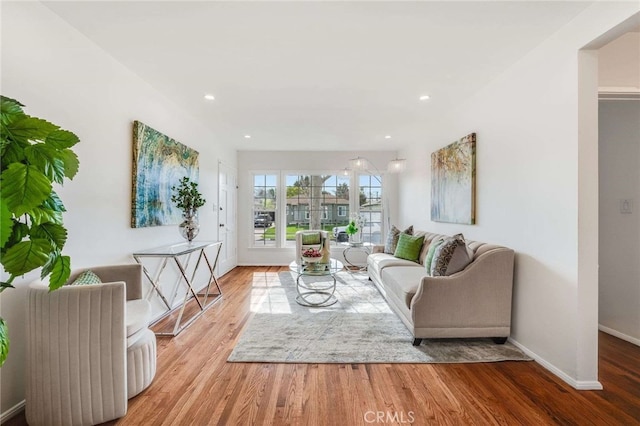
(346, 220), (359, 236)
(0, 95), (80, 366)
(171, 176), (205, 215)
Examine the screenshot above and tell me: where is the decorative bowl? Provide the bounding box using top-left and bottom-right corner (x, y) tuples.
(302, 256), (322, 264)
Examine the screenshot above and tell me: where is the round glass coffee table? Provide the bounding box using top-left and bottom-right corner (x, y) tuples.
(289, 258), (344, 307)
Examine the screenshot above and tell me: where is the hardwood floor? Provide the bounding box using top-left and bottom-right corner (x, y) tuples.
(7, 266), (640, 425)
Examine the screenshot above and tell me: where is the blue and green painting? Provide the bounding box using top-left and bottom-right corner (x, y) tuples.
(131, 121), (199, 228)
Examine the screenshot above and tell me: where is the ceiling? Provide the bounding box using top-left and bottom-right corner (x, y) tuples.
(44, 1), (593, 151)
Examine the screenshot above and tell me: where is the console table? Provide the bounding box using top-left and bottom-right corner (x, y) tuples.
(133, 240), (223, 336)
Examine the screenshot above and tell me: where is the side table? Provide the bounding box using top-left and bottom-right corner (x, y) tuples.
(133, 240), (223, 336)
(341, 242), (372, 271)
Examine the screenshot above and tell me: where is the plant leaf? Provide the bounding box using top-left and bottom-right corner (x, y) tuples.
(0, 282), (15, 291)
(1, 139), (27, 166)
(3, 220), (29, 249)
(0, 163), (52, 216)
(0, 198), (12, 249)
(0, 318), (9, 367)
(48, 255), (71, 291)
(29, 206), (63, 226)
(7, 116), (58, 142)
(59, 148), (79, 179)
(42, 191), (66, 212)
(31, 223), (67, 250)
(24, 144), (66, 184)
(46, 130), (79, 149)
(1, 238), (51, 275)
(0, 96), (25, 125)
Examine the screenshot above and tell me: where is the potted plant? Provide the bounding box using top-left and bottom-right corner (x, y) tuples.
(0, 95), (80, 366)
(171, 176), (206, 242)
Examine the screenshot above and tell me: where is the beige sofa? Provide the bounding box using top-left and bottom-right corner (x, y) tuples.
(367, 231), (515, 345)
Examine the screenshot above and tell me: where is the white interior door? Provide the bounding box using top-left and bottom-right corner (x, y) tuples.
(218, 161), (237, 276)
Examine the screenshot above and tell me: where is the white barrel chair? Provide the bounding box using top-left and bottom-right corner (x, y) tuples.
(26, 264), (156, 426)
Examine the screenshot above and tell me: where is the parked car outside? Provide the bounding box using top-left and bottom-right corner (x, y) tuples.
(333, 223), (381, 243)
(254, 213), (273, 228)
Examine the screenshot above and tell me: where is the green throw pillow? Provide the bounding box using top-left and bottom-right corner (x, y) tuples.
(425, 239), (444, 275)
(301, 232), (321, 245)
(69, 270), (102, 286)
(384, 225), (414, 254)
(393, 233), (425, 262)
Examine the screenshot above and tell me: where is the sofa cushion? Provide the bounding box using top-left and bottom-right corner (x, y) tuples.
(393, 233), (424, 262)
(384, 225), (413, 254)
(381, 266), (429, 309)
(69, 270), (102, 286)
(126, 299), (152, 339)
(430, 233), (474, 276)
(368, 253), (418, 278)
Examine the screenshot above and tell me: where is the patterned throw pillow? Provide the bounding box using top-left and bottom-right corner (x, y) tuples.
(301, 232), (321, 245)
(393, 233), (425, 262)
(384, 225), (414, 254)
(69, 270), (102, 286)
(430, 234), (474, 276)
(424, 239), (444, 274)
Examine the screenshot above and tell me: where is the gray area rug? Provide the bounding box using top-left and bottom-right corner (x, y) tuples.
(228, 271), (531, 364)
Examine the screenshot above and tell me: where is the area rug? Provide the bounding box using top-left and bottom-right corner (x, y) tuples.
(228, 271), (531, 364)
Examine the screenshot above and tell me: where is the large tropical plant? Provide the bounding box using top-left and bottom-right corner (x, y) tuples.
(0, 95), (80, 366)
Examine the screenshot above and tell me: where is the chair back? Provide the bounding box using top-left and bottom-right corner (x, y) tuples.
(295, 230), (330, 264)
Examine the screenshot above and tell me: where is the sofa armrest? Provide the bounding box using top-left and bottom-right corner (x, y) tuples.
(410, 248), (515, 330)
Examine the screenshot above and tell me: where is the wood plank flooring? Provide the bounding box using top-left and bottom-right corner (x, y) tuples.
(7, 266), (640, 425)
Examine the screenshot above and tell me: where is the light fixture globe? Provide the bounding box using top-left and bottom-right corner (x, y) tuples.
(387, 158), (406, 173)
(348, 157), (369, 171)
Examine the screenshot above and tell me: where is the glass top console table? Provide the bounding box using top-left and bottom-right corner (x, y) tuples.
(133, 241), (223, 336)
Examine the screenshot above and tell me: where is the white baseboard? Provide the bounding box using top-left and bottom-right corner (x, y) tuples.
(508, 338), (603, 391)
(598, 325), (640, 347)
(1, 400), (25, 423)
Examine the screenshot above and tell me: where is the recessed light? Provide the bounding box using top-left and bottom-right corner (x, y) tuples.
(385, 135), (391, 139)
(244, 135), (251, 139)
(419, 95), (430, 101)
(204, 94), (215, 101)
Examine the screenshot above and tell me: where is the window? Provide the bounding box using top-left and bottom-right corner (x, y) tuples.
(285, 174), (350, 245)
(250, 170), (382, 248)
(253, 174), (277, 247)
(359, 174), (383, 244)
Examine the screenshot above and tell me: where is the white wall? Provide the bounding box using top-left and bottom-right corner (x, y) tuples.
(0, 2), (236, 417)
(599, 100), (640, 344)
(397, 3), (640, 388)
(599, 31), (640, 92)
(237, 151), (399, 266)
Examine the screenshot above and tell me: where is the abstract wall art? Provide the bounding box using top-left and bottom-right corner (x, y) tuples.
(131, 121), (199, 228)
(431, 133), (476, 224)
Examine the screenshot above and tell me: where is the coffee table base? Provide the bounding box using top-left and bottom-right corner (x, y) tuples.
(295, 274), (337, 307)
